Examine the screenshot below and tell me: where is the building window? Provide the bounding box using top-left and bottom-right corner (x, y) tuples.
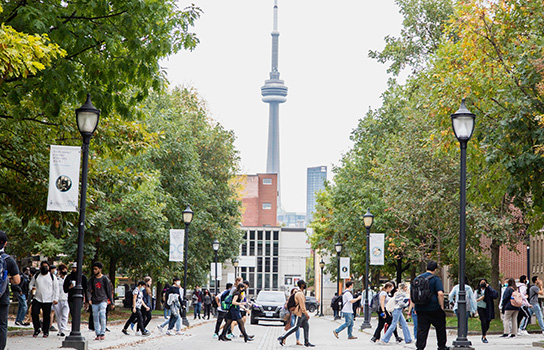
(263, 178), (272, 185)
(262, 202), (272, 210)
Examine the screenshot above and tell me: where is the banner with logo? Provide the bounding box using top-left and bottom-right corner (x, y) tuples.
(169, 229), (185, 262)
(339, 257), (350, 279)
(211, 263), (222, 280)
(370, 233), (385, 265)
(47, 145), (81, 212)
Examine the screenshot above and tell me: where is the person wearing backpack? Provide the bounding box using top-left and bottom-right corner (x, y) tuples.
(277, 279), (315, 347)
(218, 282), (254, 342)
(213, 282), (232, 339)
(520, 276), (544, 335)
(381, 282), (412, 344)
(0, 230), (20, 350)
(13, 266), (29, 326)
(500, 277), (521, 338)
(332, 281), (361, 340)
(412, 260), (448, 350)
(29, 260), (58, 338)
(330, 293), (340, 319)
(157, 277), (183, 334)
(371, 282), (402, 343)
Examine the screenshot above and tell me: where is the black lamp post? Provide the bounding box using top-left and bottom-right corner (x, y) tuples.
(335, 242), (342, 297)
(181, 206), (194, 327)
(319, 258), (325, 316)
(451, 99), (475, 349)
(63, 94), (100, 350)
(233, 259), (239, 277)
(213, 239), (220, 295)
(361, 208), (374, 330)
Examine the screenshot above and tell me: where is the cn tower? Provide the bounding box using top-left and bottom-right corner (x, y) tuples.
(261, 0), (287, 209)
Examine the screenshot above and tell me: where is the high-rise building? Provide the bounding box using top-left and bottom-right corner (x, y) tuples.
(307, 166), (327, 223)
(261, 0), (287, 210)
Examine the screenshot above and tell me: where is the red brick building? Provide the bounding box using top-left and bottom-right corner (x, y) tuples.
(238, 173), (278, 227)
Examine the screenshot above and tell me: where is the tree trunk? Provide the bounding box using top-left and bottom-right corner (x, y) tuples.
(491, 238), (501, 319)
(396, 258), (403, 285)
(156, 282), (163, 310)
(108, 256), (117, 290)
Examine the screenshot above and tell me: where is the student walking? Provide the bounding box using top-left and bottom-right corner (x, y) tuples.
(381, 283), (413, 344)
(521, 276), (544, 335)
(371, 282), (402, 343)
(202, 289), (212, 320)
(213, 283), (232, 339)
(413, 261), (448, 350)
(501, 277), (521, 338)
(88, 262), (114, 340)
(122, 281), (150, 336)
(53, 264), (70, 336)
(219, 283), (254, 342)
(277, 280), (314, 347)
(0, 231), (20, 350)
(157, 277), (183, 335)
(29, 261), (58, 338)
(475, 279), (498, 343)
(332, 281), (361, 340)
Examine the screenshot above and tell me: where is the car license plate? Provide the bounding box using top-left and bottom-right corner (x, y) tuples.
(265, 311), (274, 317)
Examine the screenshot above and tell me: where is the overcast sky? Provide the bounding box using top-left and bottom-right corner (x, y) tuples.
(162, 1), (404, 213)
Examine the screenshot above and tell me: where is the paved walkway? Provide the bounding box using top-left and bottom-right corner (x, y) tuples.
(5, 314), (544, 349)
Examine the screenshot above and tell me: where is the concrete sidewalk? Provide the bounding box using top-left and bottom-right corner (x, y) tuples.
(5, 314), (544, 349)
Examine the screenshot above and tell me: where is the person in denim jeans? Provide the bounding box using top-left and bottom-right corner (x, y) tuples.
(381, 283), (412, 344)
(333, 281), (361, 340)
(14, 267), (29, 325)
(520, 276), (544, 335)
(88, 262), (114, 340)
(0, 231), (20, 350)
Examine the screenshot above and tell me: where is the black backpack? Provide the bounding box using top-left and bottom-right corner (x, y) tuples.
(410, 274), (435, 305)
(370, 293), (381, 313)
(286, 291), (299, 310)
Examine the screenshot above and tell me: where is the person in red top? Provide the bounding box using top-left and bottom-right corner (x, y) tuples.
(192, 285), (202, 319)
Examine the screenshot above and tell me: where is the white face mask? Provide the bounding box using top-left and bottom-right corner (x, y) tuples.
(175, 281), (181, 286)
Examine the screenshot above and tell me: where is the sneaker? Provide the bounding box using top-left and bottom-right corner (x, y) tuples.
(396, 337), (403, 343)
(142, 331), (150, 337)
(50, 326), (57, 331)
(226, 333), (234, 339)
(348, 336), (358, 340)
(157, 325), (164, 333)
(43, 333), (49, 338)
(100, 335), (105, 340)
(333, 330), (339, 339)
(135, 330), (142, 336)
(371, 336), (377, 342)
(122, 329), (129, 335)
(58, 332), (65, 337)
(22, 322), (30, 326)
(278, 336), (284, 346)
(509, 334), (516, 338)
(130, 323), (135, 330)
(94, 336), (100, 340)
(500, 334), (509, 338)
(482, 337), (488, 343)
(175, 331), (182, 335)
(213, 333), (218, 339)
(166, 330), (174, 336)
(33, 330), (40, 338)
(14, 321), (21, 326)
(305, 343), (315, 347)
(521, 330), (529, 335)
(517, 330), (522, 336)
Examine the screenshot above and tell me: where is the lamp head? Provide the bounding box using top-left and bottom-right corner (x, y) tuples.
(319, 259), (325, 269)
(76, 93), (100, 136)
(363, 208), (374, 229)
(212, 239), (220, 251)
(335, 242), (342, 254)
(451, 98), (476, 142)
(182, 206), (194, 224)
(232, 259), (239, 268)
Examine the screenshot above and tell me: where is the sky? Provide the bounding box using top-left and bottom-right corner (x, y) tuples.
(162, 1), (404, 213)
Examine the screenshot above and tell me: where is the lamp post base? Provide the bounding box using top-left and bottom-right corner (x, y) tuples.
(359, 322), (372, 330)
(452, 339), (473, 349)
(62, 336), (88, 350)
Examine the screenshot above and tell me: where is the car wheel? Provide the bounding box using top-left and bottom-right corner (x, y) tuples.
(250, 313), (258, 325)
(307, 305), (316, 313)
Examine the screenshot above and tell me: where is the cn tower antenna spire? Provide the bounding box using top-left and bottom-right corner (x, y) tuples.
(261, 0), (287, 211)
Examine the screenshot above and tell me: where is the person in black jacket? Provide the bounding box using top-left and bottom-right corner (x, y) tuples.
(475, 279), (498, 343)
(63, 263), (89, 323)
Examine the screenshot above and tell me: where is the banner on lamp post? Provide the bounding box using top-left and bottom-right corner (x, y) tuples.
(47, 145), (81, 212)
(211, 263), (222, 280)
(339, 257), (350, 279)
(370, 233), (385, 265)
(169, 229), (185, 262)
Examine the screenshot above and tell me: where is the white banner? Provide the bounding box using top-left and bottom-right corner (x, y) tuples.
(370, 233), (385, 265)
(238, 256), (256, 267)
(339, 257), (350, 279)
(169, 229), (185, 262)
(47, 145), (81, 212)
(211, 263), (222, 280)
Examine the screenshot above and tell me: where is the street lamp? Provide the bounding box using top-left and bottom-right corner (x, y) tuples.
(213, 239), (220, 295)
(361, 208), (374, 330)
(335, 242), (342, 298)
(319, 258), (325, 316)
(451, 99), (475, 349)
(63, 94), (100, 350)
(181, 206), (194, 327)
(233, 259), (239, 277)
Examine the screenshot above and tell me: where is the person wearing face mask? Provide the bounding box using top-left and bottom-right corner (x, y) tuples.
(0, 230), (20, 350)
(53, 264), (69, 337)
(122, 281), (150, 336)
(29, 261), (58, 338)
(63, 262), (89, 326)
(157, 277), (183, 335)
(475, 279), (498, 343)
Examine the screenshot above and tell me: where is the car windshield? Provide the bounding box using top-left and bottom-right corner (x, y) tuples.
(256, 292), (285, 303)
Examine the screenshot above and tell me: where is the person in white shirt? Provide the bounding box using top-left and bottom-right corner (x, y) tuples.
(53, 264), (69, 336)
(29, 261), (58, 338)
(333, 281), (361, 340)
